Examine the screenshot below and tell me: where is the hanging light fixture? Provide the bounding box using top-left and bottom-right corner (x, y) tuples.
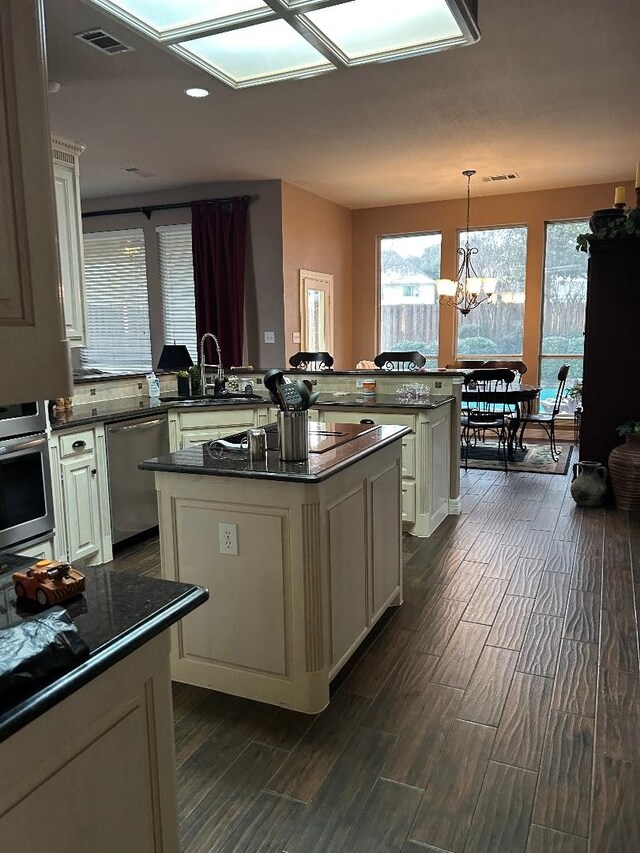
(436, 169), (496, 315)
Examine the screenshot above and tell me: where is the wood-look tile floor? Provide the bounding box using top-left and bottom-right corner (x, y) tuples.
(110, 453), (640, 852)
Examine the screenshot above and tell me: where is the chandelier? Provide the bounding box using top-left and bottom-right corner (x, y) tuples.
(436, 169), (497, 315)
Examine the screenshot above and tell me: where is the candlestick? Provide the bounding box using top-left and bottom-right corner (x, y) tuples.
(614, 186), (626, 208)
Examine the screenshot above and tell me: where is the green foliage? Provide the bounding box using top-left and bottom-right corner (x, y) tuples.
(567, 380), (582, 401)
(457, 336), (498, 355)
(458, 323), (481, 339)
(391, 339), (437, 355)
(176, 370), (190, 379)
(577, 207), (640, 252)
(616, 420), (640, 436)
(542, 336), (569, 354)
(188, 364), (202, 395)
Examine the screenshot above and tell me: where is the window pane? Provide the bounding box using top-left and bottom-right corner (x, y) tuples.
(380, 233), (441, 369)
(91, 0), (268, 34)
(455, 226), (527, 357)
(304, 0), (462, 61)
(540, 220), (588, 413)
(157, 224), (198, 362)
(540, 356), (582, 415)
(175, 18), (331, 85)
(81, 229), (152, 372)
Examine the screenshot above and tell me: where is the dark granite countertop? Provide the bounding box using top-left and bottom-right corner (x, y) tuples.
(50, 395), (269, 430)
(0, 555), (208, 743)
(140, 421), (411, 483)
(315, 393), (454, 409)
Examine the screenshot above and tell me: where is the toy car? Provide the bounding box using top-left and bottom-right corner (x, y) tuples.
(12, 560), (86, 607)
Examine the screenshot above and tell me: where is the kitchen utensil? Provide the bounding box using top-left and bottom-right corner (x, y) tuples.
(295, 379), (311, 410)
(263, 369), (304, 411)
(269, 391), (281, 408)
(308, 392), (320, 407)
(303, 380), (313, 394)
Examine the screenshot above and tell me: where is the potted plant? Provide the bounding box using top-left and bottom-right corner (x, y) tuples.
(188, 364), (202, 397)
(608, 420), (640, 510)
(576, 206), (640, 252)
(176, 370), (191, 397)
(566, 380), (582, 415)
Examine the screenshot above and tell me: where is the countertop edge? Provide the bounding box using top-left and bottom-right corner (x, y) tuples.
(140, 426), (412, 483)
(0, 584), (208, 744)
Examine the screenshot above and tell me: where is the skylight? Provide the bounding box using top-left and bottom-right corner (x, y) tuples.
(84, 0), (480, 89)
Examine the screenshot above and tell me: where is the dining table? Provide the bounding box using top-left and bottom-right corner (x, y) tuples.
(461, 383), (542, 456)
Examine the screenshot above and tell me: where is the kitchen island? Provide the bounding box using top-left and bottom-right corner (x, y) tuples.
(141, 421), (410, 713)
(0, 555), (207, 853)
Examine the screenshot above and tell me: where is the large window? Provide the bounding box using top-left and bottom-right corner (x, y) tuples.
(81, 229), (152, 372)
(379, 232), (441, 368)
(157, 224), (197, 361)
(540, 220), (588, 413)
(456, 226), (527, 358)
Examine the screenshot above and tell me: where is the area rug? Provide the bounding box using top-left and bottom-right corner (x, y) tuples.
(461, 441), (573, 475)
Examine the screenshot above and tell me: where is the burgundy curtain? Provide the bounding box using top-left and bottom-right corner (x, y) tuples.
(191, 197), (248, 368)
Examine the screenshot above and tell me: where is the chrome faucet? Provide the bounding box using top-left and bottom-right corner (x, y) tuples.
(199, 332), (224, 396)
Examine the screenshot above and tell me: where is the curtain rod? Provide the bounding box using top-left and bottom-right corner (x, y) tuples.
(82, 195), (253, 220)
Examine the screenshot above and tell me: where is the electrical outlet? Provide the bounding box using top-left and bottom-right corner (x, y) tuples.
(219, 522), (238, 555)
(264, 331), (275, 344)
(435, 381), (442, 389)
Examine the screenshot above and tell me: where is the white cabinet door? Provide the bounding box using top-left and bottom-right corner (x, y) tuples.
(61, 455), (101, 561)
(0, 0), (71, 404)
(52, 147), (86, 346)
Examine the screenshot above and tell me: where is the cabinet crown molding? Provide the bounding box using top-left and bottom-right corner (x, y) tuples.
(52, 136), (86, 162)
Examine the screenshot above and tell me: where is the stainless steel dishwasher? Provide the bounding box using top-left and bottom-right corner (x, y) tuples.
(105, 414), (169, 546)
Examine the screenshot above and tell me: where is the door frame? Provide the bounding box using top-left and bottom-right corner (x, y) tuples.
(299, 269), (334, 354)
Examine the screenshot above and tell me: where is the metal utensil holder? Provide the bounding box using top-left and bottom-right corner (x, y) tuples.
(277, 410), (309, 462)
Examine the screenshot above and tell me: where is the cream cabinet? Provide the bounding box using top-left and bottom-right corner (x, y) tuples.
(49, 425), (112, 565)
(0, 0), (71, 405)
(0, 633), (180, 853)
(168, 405), (263, 452)
(52, 138), (87, 347)
(316, 402), (452, 537)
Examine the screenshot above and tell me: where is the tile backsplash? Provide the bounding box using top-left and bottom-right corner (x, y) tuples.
(72, 374), (177, 405)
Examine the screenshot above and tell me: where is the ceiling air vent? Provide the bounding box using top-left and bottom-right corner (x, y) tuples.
(482, 173), (520, 183)
(75, 29), (134, 55)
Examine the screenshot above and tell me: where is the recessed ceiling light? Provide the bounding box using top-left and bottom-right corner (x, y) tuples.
(184, 86), (210, 97)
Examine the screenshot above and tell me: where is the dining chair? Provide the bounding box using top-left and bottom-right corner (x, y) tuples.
(517, 364), (570, 461)
(445, 360), (486, 370)
(288, 351), (334, 370)
(482, 360), (528, 380)
(374, 351), (426, 371)
(461, 368), (516, 471)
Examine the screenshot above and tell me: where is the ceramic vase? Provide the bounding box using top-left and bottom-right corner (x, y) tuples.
(570, 461), (608, 507)
(608, 434), (640, 511)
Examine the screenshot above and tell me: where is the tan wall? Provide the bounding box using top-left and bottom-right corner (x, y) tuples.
(351, 180), (636, 381)
(282, 181), (352, 369)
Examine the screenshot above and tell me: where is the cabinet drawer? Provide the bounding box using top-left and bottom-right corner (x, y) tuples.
(178, 407), (256, 431)
(402, 480), (416, 523)
(402, 435), (416, 478)
(59, 430), (94, 458)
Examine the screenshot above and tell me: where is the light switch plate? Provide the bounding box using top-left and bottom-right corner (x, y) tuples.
(292, 331), (301, 343)
(264, 331), (275, 344)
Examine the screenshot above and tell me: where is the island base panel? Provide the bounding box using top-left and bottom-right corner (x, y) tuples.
(156, 442), (403, 713)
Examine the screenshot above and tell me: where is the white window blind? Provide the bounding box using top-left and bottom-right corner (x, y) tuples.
(157, 224), (197, 362)
(80, 228), (152, 372)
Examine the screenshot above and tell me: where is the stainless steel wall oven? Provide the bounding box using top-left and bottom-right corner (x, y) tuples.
(0, 402), (54, 551)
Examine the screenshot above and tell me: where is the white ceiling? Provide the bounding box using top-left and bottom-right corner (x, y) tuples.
(45, 0), (640, 208)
